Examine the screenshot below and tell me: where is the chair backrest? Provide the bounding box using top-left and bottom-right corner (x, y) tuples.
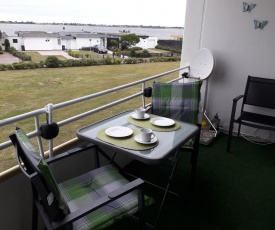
(151, 81), (202, 124)
(244, 75), (275, 109)
(10, 128), (69, 222)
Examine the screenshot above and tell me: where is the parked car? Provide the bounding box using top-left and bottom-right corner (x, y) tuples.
(92, 45), (108, 54)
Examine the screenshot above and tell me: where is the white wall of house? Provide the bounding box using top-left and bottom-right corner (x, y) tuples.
(6, 36), (23, 50)
(75, 37), (103, 50)
(23, 37), (62, 51)
(181, 0), (275, 140)
(135, 37), (157, 49)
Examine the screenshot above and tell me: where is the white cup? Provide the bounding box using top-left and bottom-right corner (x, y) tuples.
(135, 108), (145, 119)
(140, 128), (155, 142)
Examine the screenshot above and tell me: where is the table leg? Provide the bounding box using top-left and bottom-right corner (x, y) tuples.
(190, 130), (200, 190)
(153, 154), (178, 229)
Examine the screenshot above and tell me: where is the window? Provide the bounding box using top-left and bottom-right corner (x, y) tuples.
(57, 38), (61, 45)
(13, 39), (18, 43)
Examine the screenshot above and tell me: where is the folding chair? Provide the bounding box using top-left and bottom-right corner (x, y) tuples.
(10, 127), (154, 230)
(227, 75), (275, 152)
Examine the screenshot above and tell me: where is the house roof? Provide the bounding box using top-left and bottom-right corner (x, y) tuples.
(13, 31), (107, 39)
(1, 32), (8, 38)
(16, 31), (61, 38)
(58, 31), (107, 39)
(74, 33), (107, 38)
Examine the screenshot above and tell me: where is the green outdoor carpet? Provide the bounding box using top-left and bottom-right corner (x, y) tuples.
(106, 133), (275, 230)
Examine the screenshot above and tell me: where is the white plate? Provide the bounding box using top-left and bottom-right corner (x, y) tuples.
(150, 117), (175, 127)
(134, 134), (158, 144)
(131, 113), (150, 120)
(105, 126), (133, 137)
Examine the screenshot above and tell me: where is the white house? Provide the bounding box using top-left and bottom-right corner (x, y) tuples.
(1, 31), (108, 51)
(135, 35), (158, 49)
(58, 32), (107, 51)
(1, 31), (157, 51)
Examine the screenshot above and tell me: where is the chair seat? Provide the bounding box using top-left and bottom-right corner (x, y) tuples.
(59, 164), (153, 230)
(236, 111), (275, 129)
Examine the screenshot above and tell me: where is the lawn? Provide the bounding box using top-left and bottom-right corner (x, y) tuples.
(26, 52), (68, 62)
(0, 61), (180, 172)
(26, 51), (110, 63)
(78, 50), (113, 59)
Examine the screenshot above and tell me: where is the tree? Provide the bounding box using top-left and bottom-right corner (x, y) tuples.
(0, 30), (2, 40)
(4, 39), (10, 51)
(110, 39), (118, 48)
(120, 34), (140, 50)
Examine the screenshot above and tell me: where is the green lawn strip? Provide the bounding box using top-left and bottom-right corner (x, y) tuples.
(26, 52), (68, 62)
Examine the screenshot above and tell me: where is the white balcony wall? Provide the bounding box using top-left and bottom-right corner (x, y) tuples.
(181, 0), (275, 139)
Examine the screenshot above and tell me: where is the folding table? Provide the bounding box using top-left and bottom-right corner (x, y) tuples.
(76, 110), (200, 227)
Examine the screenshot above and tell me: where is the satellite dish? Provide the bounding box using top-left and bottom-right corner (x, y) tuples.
(189, 48), (215, 80)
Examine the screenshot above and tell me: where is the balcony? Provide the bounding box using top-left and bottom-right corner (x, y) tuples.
(1, 1), (275, 229)
(0, 62), (274, 229)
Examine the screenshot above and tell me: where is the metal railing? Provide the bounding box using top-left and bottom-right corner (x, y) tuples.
(0, 66), (188, 158)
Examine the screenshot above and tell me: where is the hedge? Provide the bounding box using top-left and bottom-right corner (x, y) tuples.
(0, 56), (179, 71)
(8, 47), (32, 61)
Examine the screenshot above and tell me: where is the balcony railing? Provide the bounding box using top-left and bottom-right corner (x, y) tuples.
(0, 66), (187, 172)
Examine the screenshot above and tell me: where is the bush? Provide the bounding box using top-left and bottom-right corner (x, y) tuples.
(0, 46), (3, 54)
(0, 64), (10, 70)
(8, 47), (32, 61)
(45, 56), (60, 68)
(123, 58), (144, 64)
(68, 49), (80, 58)
(131, 46), (142, 51)
(148, 56), (180, 62)
(128, 49), (150, 58)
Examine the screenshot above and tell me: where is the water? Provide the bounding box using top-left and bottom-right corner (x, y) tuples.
(0, 23), (184, 40)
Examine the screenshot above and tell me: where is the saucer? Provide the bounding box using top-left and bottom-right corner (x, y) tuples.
(134, 134), (158, 144)
(131, 113), (150, 120)
(150, 117), (175, 127)
(105, 126), (133, 137)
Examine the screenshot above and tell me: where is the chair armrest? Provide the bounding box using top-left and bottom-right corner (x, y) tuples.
(46, 143), (96, 164)
(233, 95), (244, 103)
(108, 178), (144, 198)
(230, 95), (244, 122)
(52, 178), (144, 229)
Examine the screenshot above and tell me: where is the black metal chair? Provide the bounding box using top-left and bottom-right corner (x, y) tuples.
(10, 127), (153, 230)
(227, 75), (275, 152)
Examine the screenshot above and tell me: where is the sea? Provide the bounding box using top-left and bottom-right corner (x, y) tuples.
(0, 23), (184, 40)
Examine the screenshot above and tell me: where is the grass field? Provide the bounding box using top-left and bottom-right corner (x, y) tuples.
(0, 61), (180, 172)
(25, 51), (109, 63)
(26, 52), (68, 62)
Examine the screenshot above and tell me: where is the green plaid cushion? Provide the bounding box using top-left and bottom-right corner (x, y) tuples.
(152, 81), (201, 124)
(15, 128), (70, 216)
(59, 164), (154, 230)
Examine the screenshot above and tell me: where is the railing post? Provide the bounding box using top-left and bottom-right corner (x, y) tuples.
(45, 103), (54, 157)
(142, 82), (145, 108)
(34, 116), (44, 158)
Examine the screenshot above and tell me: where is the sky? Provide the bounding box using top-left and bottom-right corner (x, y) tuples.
(0, 0), (187, 27)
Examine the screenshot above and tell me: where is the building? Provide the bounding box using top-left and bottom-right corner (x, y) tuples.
(0, 31), (157, 51)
